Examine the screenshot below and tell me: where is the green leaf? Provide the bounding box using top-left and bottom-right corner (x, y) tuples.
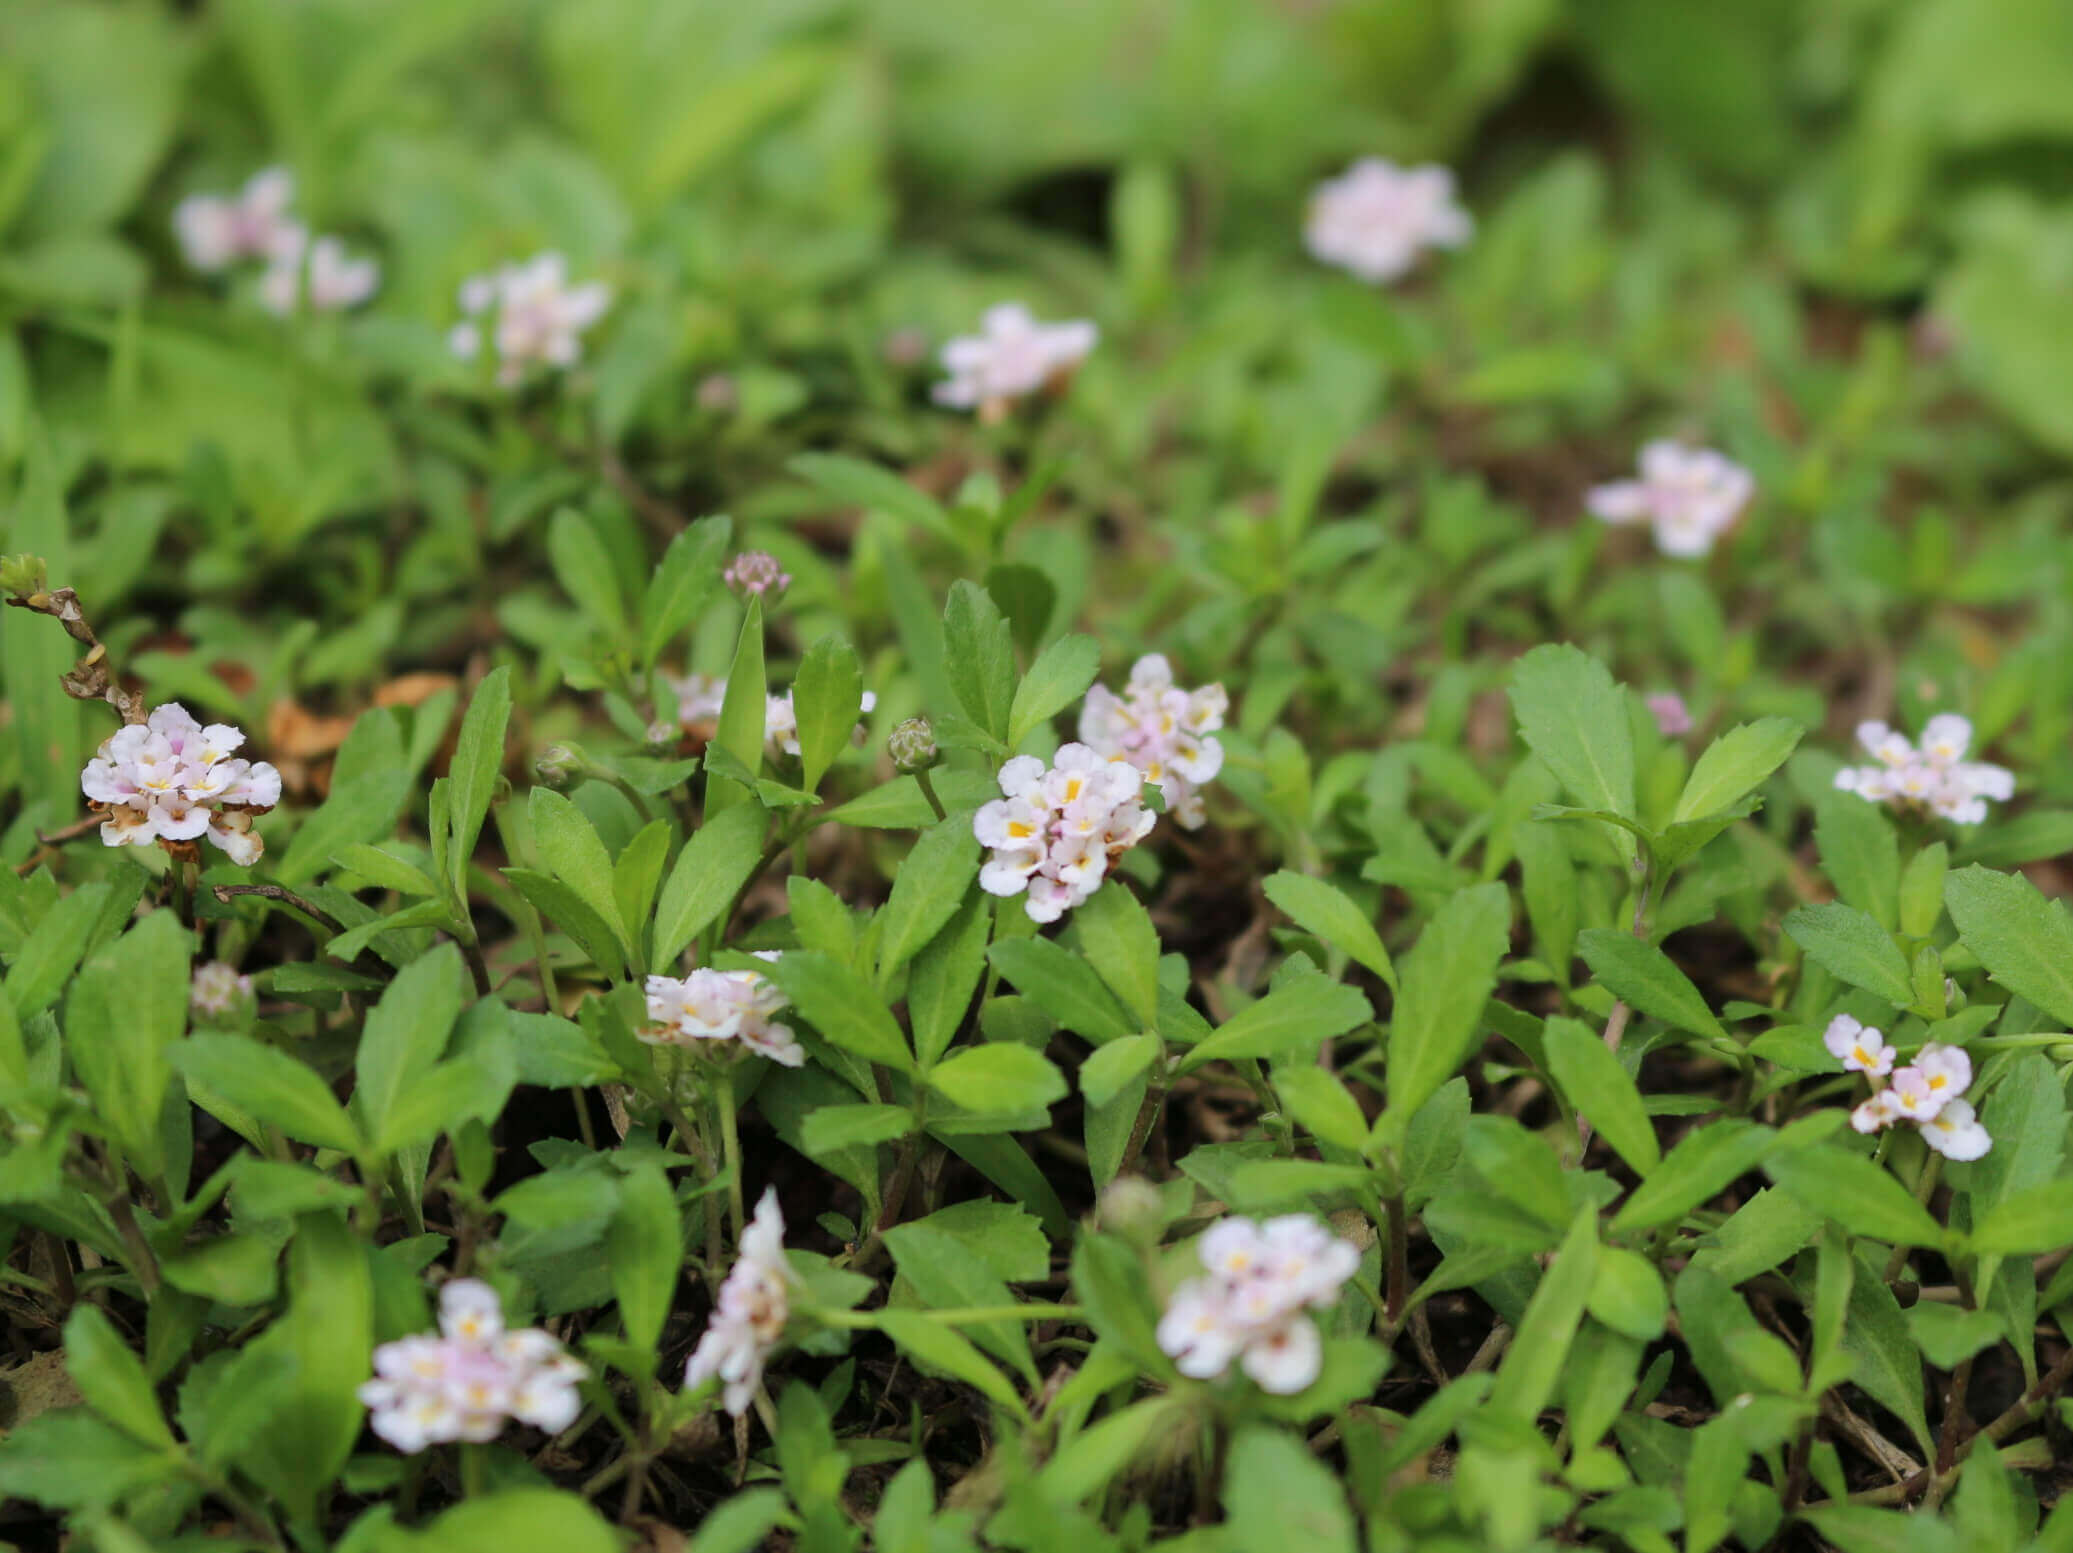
(1377, 882), (1510, 1135)
(1586, 1245), (1668, 1341)
(987, 937), (1137, 1044)
(789, 451), (950, 537)
(375, 1054), (514, 1157)
(1765, 1146), (1946, 1248)
(65, 909), (186, 1180)
(790, 633), (864, 796)
(3, 881), (110, 1020)
(708, 596), (768, 813)
(333, 843), (439, 899)
(239, 1212), (372, 1523)
(445, 666), (512, 896)
(907, 894), (990, 1070)
(1544, 1015), (1660, 1174)
(1609, 1121), (1775, 1236)
(756, 950), (914, 1073)
(1271, 1064), (1370, 1155)
(1945, 864), (2073, 1026)
(1842, 1252), (1932, 1459)
(174, 1035), (362, 1155)
(799, 1103), (914, 1156)
(1509, 644), (1637, 860)
(528, 788), (633, 960)
(1262, 871), (1396, 989)
(1970, 1182), (2073, 1255)
(353, 945), (467, 1155)
(506, 869), (627, 980)
(942, 581), (1015, 745)
(1899, 842), (1949, 940)
(875, 815), (980, 986)
(547, 506), (625, 637)
(402, 1488), (622, 1553)
(1673, 718), (1803, 822)
(686, 1488), (789, 1553)
(1068, 881), (1163, 1026)
(1907, 1303), (2006, 1369)
(1007, 633), (1101, 747)
(1815, 789), (1900, 931)
(1176, 971), (1373, 1073)
(1578, 929), (1729, 1040)
(1783, 903), (1917, 1008)
(612, 820), (672, 957)
(1488, 1209), (1600, 1424)
(608, 1162), (680, 1354)
(641, 516), (730, 668)
(651, 799), (767, 967)
(1081, 1034), (1161, 1109)
(64, 1305), (173, 1449)
(872, 1309), (1025, 1415)
(929, 1043), (1067, 1114)
(0, 1411), (175, 1512)
(1221, 1425), (1358, 1553)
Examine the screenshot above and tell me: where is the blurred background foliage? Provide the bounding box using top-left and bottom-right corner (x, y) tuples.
(4, 0), (2073, 861)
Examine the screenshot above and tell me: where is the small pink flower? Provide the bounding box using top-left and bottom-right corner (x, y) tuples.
(1646, 693), (1693, 738)
(1589, 442), (1753, 558)
(724, 551), (791, 601)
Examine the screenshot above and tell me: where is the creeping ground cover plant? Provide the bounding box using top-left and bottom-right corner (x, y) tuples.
(12, 3), (2073, 1550)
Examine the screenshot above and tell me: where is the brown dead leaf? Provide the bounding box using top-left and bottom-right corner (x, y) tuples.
(374, 672), (459, 709)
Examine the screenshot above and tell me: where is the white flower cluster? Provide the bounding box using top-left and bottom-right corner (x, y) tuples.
(642, 953), (804, 1067)
(174, 168), (299, 272)
(80, 704), (282, 864)
(189, 961), (254, 1021)
(450, 253), (612, 387)
(258, 232), (381, 317)
(933, 303), (1098, 421)
(1078, 653), (1227, 830)
(173, 167), (378, 314)
(1836, 1022), (1991, 1161)
(975, 744), (1155, 924)
(1156, 1215), (1360, 1394)
(1833, 714), (2013, 827)
(1304, 158), (1473, 284)
(685, 1188), (792, 1416)
(657, 673), (876, 757)
(1587, 441), (1754, 558)
(358, 1280), (586, 1453)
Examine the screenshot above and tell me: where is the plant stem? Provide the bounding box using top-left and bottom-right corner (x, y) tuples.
(1383, 1192), (1410, 1323)
(716, 1072), (746, 1244)
(915, 767), (947, 822)
(459, 1442), (488, 1499)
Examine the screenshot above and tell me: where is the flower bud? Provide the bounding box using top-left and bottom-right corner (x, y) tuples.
(190, 962), (257, 1026)
(535, 742), (587, 789)
(1097, 1176), (1164, 1243)
(0, 553), (48, 600)
(887, 716), (938, 775)
(724, 550), (791, 601)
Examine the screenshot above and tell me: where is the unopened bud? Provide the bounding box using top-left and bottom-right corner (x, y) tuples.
(695, 372), (738, 413)
(190, 962), (257, 1026)
(724, 550), (791, 601)
(0, 553), (48, 599)
(888, 716), (938, 775)
(535, 742), (587, 788)
(1098, 1176), (1164, 1243)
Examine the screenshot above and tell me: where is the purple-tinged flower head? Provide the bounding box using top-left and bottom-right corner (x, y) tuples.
(724, 550), (791, 601)
(933, 303), (1097, 423)
(1844, 1037), (1991, 1159)
(174, 168), (300, 273)
(975, 743), (1156, 924)
(80, 704), (281, 865)
(357, 1279), (586, 1453)
(1920, 1098), (1992, 1161)
(1155, 1214), (1360, 1395)
(1823, 1014), (1895, 1078)
(259, 232), (380, 316)
(190, 961), (255, 1023)
(642, 954), (802, 1067)
(1304, 158), (1472, 284)
(1078, 654), (1227, 830)
(1589, 441), (1753, 558)
(686, 1189), (792, 1415)
(449, 253), (611, 387)
(1834, 714), (2012, 827)
(1647, 693), (1693, 738)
